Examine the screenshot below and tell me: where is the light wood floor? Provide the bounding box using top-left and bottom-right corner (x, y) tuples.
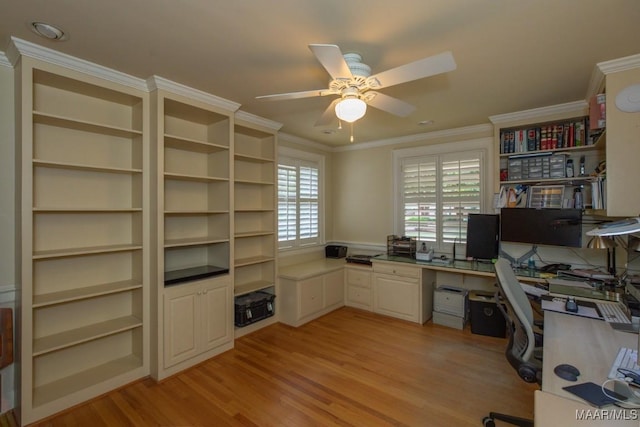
(30, 307), (536, 427)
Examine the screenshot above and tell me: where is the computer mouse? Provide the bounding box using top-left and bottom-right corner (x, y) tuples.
(554, 363), (580, 381)
(565, 297), (578, 313)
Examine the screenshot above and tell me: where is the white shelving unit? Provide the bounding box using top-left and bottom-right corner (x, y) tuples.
(151, 79), (238, 380)
(19, 57), (150, 424)
(233, 113), (281, 337)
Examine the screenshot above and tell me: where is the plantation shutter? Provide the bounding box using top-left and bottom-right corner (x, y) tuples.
(278, 157), (320, 248)
(298, 163), (319, 244)
(278, 163), (297, 248)
(401, 151), (482, 245)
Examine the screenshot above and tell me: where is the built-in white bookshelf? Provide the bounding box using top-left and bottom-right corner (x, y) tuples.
(152, 80), (237, 380)
(233, 113), (281, 336)
(19, 57), (150, 424)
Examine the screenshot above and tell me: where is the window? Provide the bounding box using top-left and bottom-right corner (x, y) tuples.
(394, 142), (488, 250)
(278, 148), (324, 249)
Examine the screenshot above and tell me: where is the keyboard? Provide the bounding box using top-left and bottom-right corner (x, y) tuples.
(596, 302), (632, 324)
(608, 347), (639, 379)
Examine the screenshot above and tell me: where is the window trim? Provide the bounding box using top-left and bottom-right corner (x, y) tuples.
(277, 147), (325, 251)
(392, 137), (494, 252)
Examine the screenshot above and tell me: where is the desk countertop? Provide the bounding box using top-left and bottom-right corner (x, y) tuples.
(373, 255), (546, 283)
(537, 310), (638, 426)
(278, 258), (346, 281)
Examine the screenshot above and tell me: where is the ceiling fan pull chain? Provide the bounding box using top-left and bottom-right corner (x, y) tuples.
(350, 123), (354, 143)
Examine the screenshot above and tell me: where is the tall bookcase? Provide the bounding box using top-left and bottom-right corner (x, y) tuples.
(233, 112), (281, 337)
(18, 57), (150, 424)
(151, 78), (238, 380)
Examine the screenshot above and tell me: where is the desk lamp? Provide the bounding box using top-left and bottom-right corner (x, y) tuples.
(587, 235), (617, 275)
(587, 217), (640, 281)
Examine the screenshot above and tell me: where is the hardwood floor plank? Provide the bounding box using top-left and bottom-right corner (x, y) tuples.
(30, 307), (536, 426)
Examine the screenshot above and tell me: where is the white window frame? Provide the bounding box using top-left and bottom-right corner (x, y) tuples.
(278, 147), (325, 251)
(392, 138), (493, 253)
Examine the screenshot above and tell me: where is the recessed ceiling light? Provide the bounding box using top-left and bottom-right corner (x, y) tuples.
(418, 120), (435, 126)
(29, 22), (68, 41)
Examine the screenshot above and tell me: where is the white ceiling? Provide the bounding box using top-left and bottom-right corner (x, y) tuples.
(2, 0), (640, 147)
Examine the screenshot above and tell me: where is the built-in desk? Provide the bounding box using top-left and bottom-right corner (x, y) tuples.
(535, 311), (638, 426)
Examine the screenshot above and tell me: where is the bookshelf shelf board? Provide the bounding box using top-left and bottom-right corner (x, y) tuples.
(33, 111), (143, 137)
(164, 134), (228, 153)
(234, 153), (274, 163)
(33, 280), (143, 308)
(234, 208), (274, 213)
(33, 159), (143, 175)
(164, 210), (229, 215)
(164, 265), (230, 286)
(234, 231), (274, 238)
(234, 280), (274, 297)
(33, 315), (142, 356)
(164, 172), (229, 183)
(33, 207), (142, 213)
(33, 354), (143, 407)
(234, 179), (275, 186)
(33, 244), (143, 260)
(234, 255), (275, 268)
(163, 237), (229, 248)
(500, 176), (599, 186)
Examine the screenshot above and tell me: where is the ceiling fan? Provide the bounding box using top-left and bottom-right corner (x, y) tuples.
(256, 44), (457, 127)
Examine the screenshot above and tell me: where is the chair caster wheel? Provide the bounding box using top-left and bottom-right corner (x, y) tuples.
(482, 417), (496, 427)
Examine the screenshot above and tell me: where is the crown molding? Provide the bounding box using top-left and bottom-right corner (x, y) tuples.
(597, 53), (640, 75)
(235, 110), (282, 131)
(488, 100), (587, 125)
(586, 53), (640, 99)
(333, 123), (494, 152)
(0, 51), (11, 68)
(10, 37), (148, 92)
(147, 75), (240, 112)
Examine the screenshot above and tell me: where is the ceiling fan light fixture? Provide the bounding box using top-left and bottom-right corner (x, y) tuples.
(335, 97), (366, 123)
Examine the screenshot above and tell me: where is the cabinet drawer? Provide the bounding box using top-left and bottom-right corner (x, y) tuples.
(346, 267), (371, 288)
(373, 262), (420, 278)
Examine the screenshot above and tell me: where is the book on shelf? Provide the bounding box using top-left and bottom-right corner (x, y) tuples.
(500, 117), (591, 155)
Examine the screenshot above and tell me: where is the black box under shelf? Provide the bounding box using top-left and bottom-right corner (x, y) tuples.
(164, 265), (229, 286)
(234, 291), (275, 327)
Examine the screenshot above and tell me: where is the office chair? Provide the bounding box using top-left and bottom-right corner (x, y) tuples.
(482, 258), (542, 427)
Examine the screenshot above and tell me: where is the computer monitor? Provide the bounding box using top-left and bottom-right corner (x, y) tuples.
(500, 208), (582, 248)
(465, 214), (500, 261)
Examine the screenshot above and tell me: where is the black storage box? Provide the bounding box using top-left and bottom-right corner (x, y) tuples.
(234, 291), (275, 327)
(469, 290), (506, 338)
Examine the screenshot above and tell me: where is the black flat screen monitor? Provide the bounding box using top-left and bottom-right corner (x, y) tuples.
(500, 208), (582, 248)
(466, 214), (500, 261)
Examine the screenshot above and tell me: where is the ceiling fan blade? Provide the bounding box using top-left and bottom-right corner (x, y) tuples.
(256, 89), (335, 101)
(370, 51), (456, 89)
(366, 92), (416, 117)
(309, 44), (353, 80)
(315, 99), (340, 126)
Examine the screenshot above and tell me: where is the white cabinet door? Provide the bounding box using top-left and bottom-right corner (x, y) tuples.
(324, 269), (344, 308)
(164, 283), (200, 368)
(164, 277), (232, 368)
(298, 276), (324, 319)
(373, 274), (420, 322)
(201, 280), (232, 352)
